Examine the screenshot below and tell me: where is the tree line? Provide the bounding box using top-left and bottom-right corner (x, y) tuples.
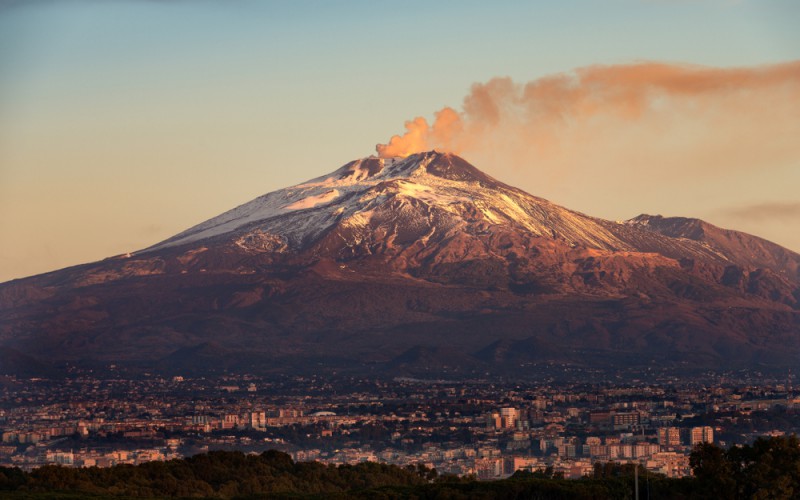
(0, 435), (798, 499)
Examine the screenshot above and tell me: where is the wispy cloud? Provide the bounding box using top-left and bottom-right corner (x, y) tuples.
(721, 202), (800, 221)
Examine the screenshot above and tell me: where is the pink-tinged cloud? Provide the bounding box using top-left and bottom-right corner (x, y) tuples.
(376, 61), (800, 182)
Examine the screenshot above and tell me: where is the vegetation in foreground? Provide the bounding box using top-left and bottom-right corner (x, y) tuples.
(1, 436), (799, 499)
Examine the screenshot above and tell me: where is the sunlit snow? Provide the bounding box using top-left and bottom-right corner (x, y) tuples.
(142, 152), (734, 264)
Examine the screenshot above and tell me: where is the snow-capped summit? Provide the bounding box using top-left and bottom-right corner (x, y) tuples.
(2, 151), (799, 378)
(143, 151), (800, 283)
(147, 151), (638, 254)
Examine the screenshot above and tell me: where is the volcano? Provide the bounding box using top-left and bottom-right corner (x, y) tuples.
(1, 152), (799, 377)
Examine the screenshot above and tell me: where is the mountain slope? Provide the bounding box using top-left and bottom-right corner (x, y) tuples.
(148, 153), (636, 254)
(627, 214), (800, 282)
(1, 152), (798, 377)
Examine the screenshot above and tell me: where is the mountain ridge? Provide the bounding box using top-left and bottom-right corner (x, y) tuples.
(1, 151), (798, 377)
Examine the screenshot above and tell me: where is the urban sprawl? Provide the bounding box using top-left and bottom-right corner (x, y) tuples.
(2, 368), (799, 480)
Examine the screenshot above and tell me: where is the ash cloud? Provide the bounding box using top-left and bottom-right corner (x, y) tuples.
(376, 61), (800, 182)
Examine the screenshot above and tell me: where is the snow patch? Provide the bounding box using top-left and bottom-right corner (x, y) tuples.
(285, 189), (340, 210)
(394, 180), (468, 205)
(342, 209), (375, 228)
(477, 206), (503, 225)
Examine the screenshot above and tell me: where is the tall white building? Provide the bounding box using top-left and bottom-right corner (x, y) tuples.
(690, 426), (713, 446)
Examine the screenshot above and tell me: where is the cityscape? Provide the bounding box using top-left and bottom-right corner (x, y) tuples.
(3, 368), (798, 481)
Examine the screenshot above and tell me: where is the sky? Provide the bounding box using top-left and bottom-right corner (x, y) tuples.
(1, 0), (798, 282)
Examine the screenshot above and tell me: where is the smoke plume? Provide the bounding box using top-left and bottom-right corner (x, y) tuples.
(376, 61), (800, 181)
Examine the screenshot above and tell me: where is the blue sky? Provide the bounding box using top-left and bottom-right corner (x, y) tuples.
(1, 0), (798, 281)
